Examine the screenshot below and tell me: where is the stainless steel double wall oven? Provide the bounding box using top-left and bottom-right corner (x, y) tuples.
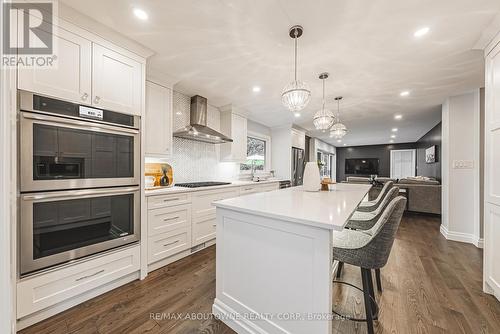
(19, 91), (141, 275)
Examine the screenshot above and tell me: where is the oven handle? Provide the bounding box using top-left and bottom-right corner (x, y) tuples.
(22, 186), (140, 201)
(21, 112), (139, 135)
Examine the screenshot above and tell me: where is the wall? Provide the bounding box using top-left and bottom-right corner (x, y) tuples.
(441, 89), (483, 247)
(335, 143), (417, 182)
(416, 122), (442, 180)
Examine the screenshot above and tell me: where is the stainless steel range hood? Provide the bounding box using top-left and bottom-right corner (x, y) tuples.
(173, 95), (233, 144)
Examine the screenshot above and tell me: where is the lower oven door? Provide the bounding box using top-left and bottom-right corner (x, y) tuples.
(20, 186), (140, 276)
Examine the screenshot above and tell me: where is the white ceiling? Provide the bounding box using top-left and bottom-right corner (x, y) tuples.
(61, 0), (500, 146)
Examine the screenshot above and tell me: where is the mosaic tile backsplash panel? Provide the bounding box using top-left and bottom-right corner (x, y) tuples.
(165, 91), (224, 183)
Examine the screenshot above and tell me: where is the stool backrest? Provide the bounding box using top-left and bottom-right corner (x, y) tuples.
(373, 181), (394, 204)
(360, 196), (407, 269)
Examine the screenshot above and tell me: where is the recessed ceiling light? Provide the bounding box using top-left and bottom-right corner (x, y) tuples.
(394, 114), (403, 120)
(294, 112), (301, 118)
(133, 8), (148, 20)
(414, 27), (430, 38)
(389, 139), (394, 143)
(343, 143), (347, 146)
(337, 139), (342, 143)
(400, 91), (410, 97)
(392, 128), (398, 132)
(252, 86), (261, 93)
(391, 134), (396, 138)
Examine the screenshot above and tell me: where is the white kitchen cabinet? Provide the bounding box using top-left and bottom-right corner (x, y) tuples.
(220, 110), (248, 163)
(191, 188), (240, 246)
(18, 27), (92, 104)
(484, 37), (500, 301)
(92, 44), (142, 115)
(17, 245), (140, 318)
(239, 182), (279, 195)
(148, 228), (191, 264)
(145, 81), (173, 157)
(291, 128), (306, 150)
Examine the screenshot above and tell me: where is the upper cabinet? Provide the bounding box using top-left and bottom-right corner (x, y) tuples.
(18, 27), (92, 105)
(145, 81), (173, 158)
(220, 108), (248, 163)
(92, 45), (142, 115)
(17, 21), (144, 116)
(291, 128), (306, 150)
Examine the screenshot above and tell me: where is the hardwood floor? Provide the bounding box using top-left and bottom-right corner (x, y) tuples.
(20, 214), (500, 334)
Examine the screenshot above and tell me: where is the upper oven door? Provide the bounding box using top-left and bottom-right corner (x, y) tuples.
(20, 111), (140, 192)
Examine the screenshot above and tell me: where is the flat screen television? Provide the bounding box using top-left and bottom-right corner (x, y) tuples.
(345, 158), (380, 175)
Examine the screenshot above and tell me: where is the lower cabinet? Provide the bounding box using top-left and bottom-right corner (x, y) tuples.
(145, 182), (279, 265)
(17, 245), (140, 319)
(148, 227), (191, 264)
(192, 215), (217, 246)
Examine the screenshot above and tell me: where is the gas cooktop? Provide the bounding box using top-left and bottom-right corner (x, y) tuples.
(175, 181), (232, 188)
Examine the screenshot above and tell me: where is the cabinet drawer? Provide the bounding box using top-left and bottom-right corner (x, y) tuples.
(17, 245), (140, 318)
(148, 228), (191, 264)
(192, 188), (239, 219)
(259, 183), (279, 192)
(148, 192), (191, 209)
(239, 185), (259, 195)
(148, 204), (191, 237)
(192, 215), (217, 246)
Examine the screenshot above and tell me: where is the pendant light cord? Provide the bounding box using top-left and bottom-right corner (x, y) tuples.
(322, 77), (326, 109)
(294, 29), (298, 82)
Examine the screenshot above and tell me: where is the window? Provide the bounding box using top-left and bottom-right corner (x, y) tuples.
(240, 136), (267, 171)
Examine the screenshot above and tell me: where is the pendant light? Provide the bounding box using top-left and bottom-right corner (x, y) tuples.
(330, 96), (347, 139)
(313, 73), (335, 131)
(281, 25), (311, 114)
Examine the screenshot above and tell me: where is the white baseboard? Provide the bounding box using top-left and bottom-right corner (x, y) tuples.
(440, 225), (483, 248)
(212, 299), (264, 334)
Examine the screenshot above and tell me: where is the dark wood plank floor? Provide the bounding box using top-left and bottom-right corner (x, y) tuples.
(20, 214), (500, 334)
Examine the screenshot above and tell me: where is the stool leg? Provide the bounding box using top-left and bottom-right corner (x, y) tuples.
(336, 262), (344, 279)
(367, 270), (378, 320)
(375, 269), (382, 293)
(361, 268), (374, 334)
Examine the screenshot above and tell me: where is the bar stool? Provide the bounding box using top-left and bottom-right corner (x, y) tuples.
(336, 186), (399, 289)
(331, 196), (407, 334)
(357, 181), (394, 212)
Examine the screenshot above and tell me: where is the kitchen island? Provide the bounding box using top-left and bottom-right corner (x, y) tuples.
(212, 183), (371, 334)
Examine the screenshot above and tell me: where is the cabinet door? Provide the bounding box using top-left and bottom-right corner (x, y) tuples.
(232, 114), (247, 162)
(484, 41), (500, 301)
(18, 27), (92, 104)
(92, 44), (142, 115)
(145, 81), (172, 157)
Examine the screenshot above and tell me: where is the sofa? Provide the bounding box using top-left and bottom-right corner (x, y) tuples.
(344, 176), (441, 215)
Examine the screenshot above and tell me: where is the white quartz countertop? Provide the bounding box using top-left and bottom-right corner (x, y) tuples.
(214, 183), (371, 230)
(145, 179), (282, 196)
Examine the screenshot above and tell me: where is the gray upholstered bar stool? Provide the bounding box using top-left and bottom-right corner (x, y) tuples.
(331, 196), (407, 334)
(357, 181), (394, 212)
(336, 186), (399, 289)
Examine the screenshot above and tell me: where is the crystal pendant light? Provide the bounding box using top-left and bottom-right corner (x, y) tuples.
(330, 97), (348, 139)
(313, 73), (335, 131)
(281, 25), (311, 113)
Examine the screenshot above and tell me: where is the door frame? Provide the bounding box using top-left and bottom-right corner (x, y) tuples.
(390, 149), (416, 179)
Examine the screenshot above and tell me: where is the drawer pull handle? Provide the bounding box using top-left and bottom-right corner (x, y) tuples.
(163, 198), (179, 202)
(163, 216), (180, 221)
(163, 240), (179, 247)
(75, 269), (105, 282)
(244, 188), (253, 191)
(212, 224), (217, 227)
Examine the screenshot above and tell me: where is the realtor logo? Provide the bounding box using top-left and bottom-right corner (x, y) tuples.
(2, 1), (57, 67)
(3, 2), (53, 54)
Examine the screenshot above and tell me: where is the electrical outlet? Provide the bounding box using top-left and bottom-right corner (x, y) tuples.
(452, 160), (474, 169)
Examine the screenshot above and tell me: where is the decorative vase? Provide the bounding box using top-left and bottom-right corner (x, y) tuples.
(303, 162), (321, 192)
